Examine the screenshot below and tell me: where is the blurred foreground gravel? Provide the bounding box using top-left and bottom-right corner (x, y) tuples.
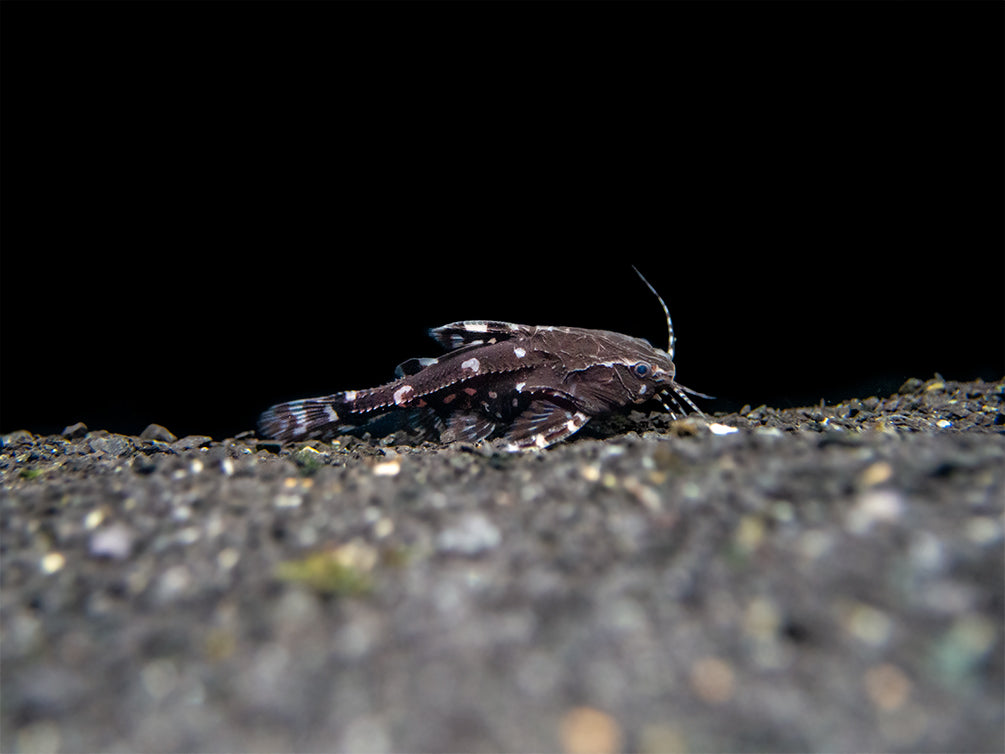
(2, 376), (1003, 753)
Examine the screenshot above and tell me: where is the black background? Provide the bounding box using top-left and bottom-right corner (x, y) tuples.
(2, 2), (1002, 440)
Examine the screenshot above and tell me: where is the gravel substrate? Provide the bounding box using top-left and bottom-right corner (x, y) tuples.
(2, 376), (1003, 753)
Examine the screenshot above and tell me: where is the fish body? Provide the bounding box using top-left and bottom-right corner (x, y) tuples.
(258, 319), (704, 452)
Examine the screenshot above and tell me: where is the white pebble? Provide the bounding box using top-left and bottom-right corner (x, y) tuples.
(965, 516), (1002, 545)
(83, 509), (105, 530)
(437, 513), (501, 555)
(40, 552), (66, 574)
(847, 490), (904, 534)
(373, 459), (401, 477)
(274, 493), (303, 509)
(217, 547), (240, 570)
(89, 523), (133, 559)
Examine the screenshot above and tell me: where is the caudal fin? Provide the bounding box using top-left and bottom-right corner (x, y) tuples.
(257, 396), (344, 441)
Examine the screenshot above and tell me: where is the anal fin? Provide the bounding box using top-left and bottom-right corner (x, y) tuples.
(355, 406), (444, 442)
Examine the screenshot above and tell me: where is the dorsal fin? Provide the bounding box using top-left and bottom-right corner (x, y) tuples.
(428, 321), (534, 351)
(394, 356), (440, 378)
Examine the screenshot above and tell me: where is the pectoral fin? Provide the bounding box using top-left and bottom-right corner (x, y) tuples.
(440, 411), (497, 443)
(501, 399), (591, 451)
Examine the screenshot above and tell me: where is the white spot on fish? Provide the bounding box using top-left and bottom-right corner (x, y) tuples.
(343, 390), (357, 402)
(393, 385), (414, 406)
(464, 322), (489, 332)
(461, 358), (481, 373)
(325, 405), (339, 423)
(513, 347), (527, 358)
(516, 382), (526, 392)
(639, 384), (647, 395)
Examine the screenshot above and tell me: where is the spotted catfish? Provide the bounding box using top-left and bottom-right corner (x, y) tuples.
(258, 268), (709, 451)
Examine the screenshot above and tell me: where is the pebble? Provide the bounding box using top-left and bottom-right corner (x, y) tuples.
(276, 542), (376, 596)
(61, 422), (88, 439)
(638, 724), (686, 754)
(88, 434), (132, 457)
(255, 439), (283, 454)
(172, 435), (213, 450)
(859, 460), (893, 487)
(139, 424), (177, 443)
(217, 548), (241, 571)
(83, 509), (105, 530)
(340, 715), (392, 754)
(1, 377), (1001, 753)
(372, 459), (401, 477)
(156, 565), (193, 601)
(931, 614), (997, 683)
(16, 721), (61, 754)
(689, 656), (736, 704)
(846, 490), (903, 534)
(373, 516), (395, 539)
(841, 600), (893, 648)
(436, 513), (502, 555)
(132, 453), (159, 475)
(274, 492), (303, 509)
(1, 429), (34, 447)
(293, 445), (324, 468)
(39, 552), (66, 574)
(733, 515), (766, 554)
(965, 515), (1001, 545)
(864, 662), (912, 711)
(621, 476), (662, 511)
(89, 523), (134, 559)
(559, 707), (622, 754)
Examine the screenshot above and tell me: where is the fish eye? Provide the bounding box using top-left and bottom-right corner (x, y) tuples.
(633, 362), (650, 377)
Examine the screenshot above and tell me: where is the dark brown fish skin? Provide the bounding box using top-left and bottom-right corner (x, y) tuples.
(258, 319), (703, 452)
